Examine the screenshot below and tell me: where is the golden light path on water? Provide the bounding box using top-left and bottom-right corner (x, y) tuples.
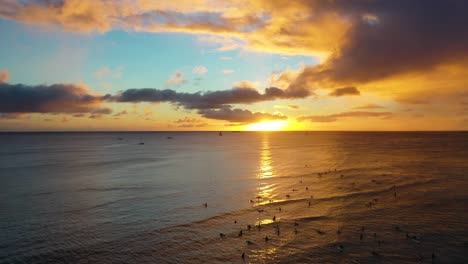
(255, 134), (281, 229)
(258, 134), (273, 179)
(250, 247), (278, 262)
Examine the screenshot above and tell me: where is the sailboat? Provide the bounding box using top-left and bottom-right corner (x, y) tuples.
(219, 131), (223, 136)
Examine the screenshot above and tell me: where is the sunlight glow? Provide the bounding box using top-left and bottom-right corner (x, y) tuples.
(246, 120), (288, 131)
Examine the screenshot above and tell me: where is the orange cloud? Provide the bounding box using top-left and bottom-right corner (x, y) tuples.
(167, 71), (186, 85)
(0, 0), (351, 56)
(328, 86), (360, 97)
(94, 66), (123, 79)
(353, 104), (385, 110)
(298, 111), (393, 123)
(193, 66), (207, 75)
(0, 70), (9, 83)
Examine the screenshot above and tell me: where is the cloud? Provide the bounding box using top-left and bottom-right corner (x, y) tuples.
(353, 104), (385, 109)
(224, 123), (243, 127)
(233, 80), (258, 89)
(193, 66), (208, 75)
(0, 82), (111, 114)
(197, 35), (245, 52)
(269, 68), (302, 90)
(167, 71), (186, 85)
(3, 0), (468, 72)
(0, 0), (351, 55)
(177, 123), (208, 128)
(223, 69), (234, 74)
(111, 85), (311, 110)
(94, 66), (123, 79)
(298, 115), (337, 123)
(331, 1), (468, 83)
(284, 0), (468, 93)
(397, 98), (430, 105)
(328, 86), (360, 97)
(113, 110), (128, 116)
(274, 105), (301, 110)
(174, 116), (207, 127)
(298, 111), (393, 123)
(0, 70), (9, 83)
(0, 113), (25, 119)
(3, 0), (465, 99)
(174, 116), (203, 123)
(88, 114), (103, 119)
(198, 106), (287, 123)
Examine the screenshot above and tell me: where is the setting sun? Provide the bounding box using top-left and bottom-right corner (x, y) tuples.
(246, 120), (288, 131)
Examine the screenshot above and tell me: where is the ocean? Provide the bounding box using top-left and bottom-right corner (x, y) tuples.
(0, 132), (467, 263)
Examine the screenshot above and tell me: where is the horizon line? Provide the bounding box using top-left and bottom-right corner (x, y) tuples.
(0, 130), (466, 133)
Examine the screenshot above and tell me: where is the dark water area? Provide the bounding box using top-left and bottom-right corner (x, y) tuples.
(0, 132), (467, 263)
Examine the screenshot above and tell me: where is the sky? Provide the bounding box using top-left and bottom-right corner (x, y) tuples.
(0, 0), (467, 131)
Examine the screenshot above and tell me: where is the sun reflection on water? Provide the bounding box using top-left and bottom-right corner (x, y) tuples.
(250, 247), (278, 262)
(256, 218), (276, 225)
(254, 135), (279, 206)
(258, 135), (274, 179)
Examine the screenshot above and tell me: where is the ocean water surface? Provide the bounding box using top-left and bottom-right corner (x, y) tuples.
(0, 132), (467, 263)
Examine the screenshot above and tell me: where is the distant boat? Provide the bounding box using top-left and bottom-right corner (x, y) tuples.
(219, 132), (223, 136)
(138, 142), (144, 145)
(167, 136), (173, 139)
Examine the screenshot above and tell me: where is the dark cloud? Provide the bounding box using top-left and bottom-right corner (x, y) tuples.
(0, 81), (306, 123)
(287, 105), (300, 109)
(113, 110), (128, 116)
(198, 106), (287, 123)
(298, 111), (392, 123)
(88, 114), (102, 119)
(0, 82), (111, 114)
(290, 0), (468, 87)
(177, 123), (208, 128)
(224, 123), (243, 127)
(174, 116), (208, 127)
(333, 0), (468, 82)
(298, 115), (337, 123)
(274, 104), (301, 110)
(174, 116), (203, 123)
(329, 86), (360, 97)
(112, 86), (311, 109)
(0, 113), (25, 119)
(397, 98), (430, 105)
(353, 104), (385, 109)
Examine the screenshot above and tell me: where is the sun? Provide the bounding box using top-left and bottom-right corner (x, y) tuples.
(246, 120), (288, 131)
